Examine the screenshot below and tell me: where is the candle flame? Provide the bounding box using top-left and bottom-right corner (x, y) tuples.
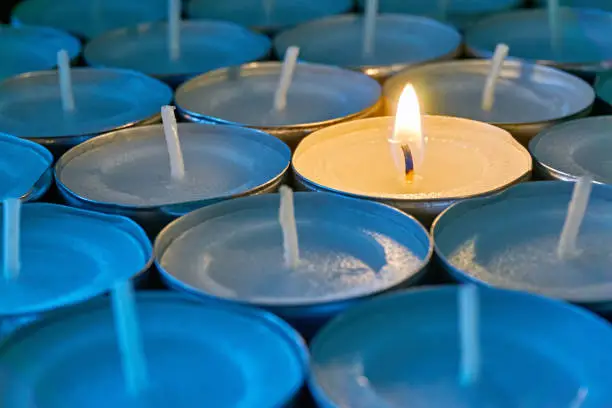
(389, 84), (425, 179)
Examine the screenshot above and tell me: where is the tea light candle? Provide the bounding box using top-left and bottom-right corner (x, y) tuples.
(55, 123), (291, 234)
(155, 192), (432, 336)
(534, 0), (612, 11)
(383, 59), (594, 146)
(273, 14), (462, 81)
(0, 203), (151, 337)
(0, 68), (172, 157)
(186, 0), (352, 35)
(434, 181), (612, 315)
(84, 20), (272, 87)
(465, 8), (612, 77)
(0, 292), (308, 407)
(530, 116), (612, 183)
(309, 286), (612, 407)
(175, 62), (382, 148)
(0, 25), (80, 82)
(11, 0), (168, 40)
(0, 134), (53, 202)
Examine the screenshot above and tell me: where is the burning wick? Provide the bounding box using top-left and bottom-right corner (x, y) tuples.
(557, 177), (592, 260)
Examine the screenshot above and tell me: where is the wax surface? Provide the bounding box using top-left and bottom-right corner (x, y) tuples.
(466, 8), (612, 66)
(176, 63), (381, 127)
(0, 68), (172, 138)
(293, 116), (531, 200)
(0, 134), (52, 200)
(0, 25), (80, 81)
(57, 124), (290, 207)
(11, 0), (168, 40)
(435, 182), (612, 303)
(310, 286), (612, 407)
(274, 14), (461, 69)
(187, 0), (352, 32)
(0, 204), (150, 316)
(0, 294), (306, 407)
(384, 60), (594, 124)
(158, 193), (430, 304)
(84, 21), (271, 78)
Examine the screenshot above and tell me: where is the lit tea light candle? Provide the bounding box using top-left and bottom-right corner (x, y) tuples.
(434, 181), (612, 315)
(175, 61), (381, 149)
(186, 0), (352, 35)
(273, 14), (461, 81)
(382, 59), (594, 146)
(0, 202), (151, 338)
(0, 292), (308, 407)
(0, 68), (172, 157)
(0, 133), (53, 202)
(465, 8), (612, 77)
(11, 0), (168, 40)
(293, 85), (531, 224)
(55, 123), (291, 234)
(309, 286), (612, 407)
(84, 20), (272, 88)
(155, 191), (432, 336)
(0, 25), (80, 82)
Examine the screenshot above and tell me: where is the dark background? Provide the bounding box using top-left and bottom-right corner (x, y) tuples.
(1, 1), (20, 23)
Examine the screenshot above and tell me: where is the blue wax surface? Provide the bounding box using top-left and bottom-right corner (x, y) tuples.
(274, 14), (461, 69)
(0, 293), (307, 408)
(0, 25), (80, 82)
(0, 203), (151, 316)
(0, 68), (172, 138)
(84, 21), (271, 79)
(535, 0), (612, 11)
(310, 286), (612, 407)
(187, 0), (352, 32)
(11, 0), (168, 40)
(466, 8), (612, 66)
(0, 133), (52, 200)
(530, 116), (612, 183)
(157, 193), (431, 305)
(434, 182), (612, 305)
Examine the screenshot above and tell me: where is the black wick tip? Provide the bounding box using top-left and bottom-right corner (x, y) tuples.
(400, 144), (415, 177)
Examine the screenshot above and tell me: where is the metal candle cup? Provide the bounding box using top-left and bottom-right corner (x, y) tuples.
(273, 14), (462, 82)
(293, 116), (532, 226)
(84, 21), (272, 88)
(383, 60), (594, 146)
(55, 123), (291, 236)
(0, 292), (308, 408)
(155, 192), (432, 337)
(175, 62), (382, 149)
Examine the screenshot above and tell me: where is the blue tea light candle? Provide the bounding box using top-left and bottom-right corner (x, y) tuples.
(273, 14), (462, 81)
(84, 20), (272, 88)
(0, 68), (172, 157)
(0, 25), (80, 82)
(187, 0), (352, 35)
(309, 286), (612, 407)
(175, 62), (382, 148)
(433, 181), (612, 314)
(0, 202), (151, 337)
(383, 60), (594, 146)
(155, 192), (432, 336)
(530, 116), (612, 182)
(11, 0), (168, 40)
(0, 292), (308, 407)
(465, 8), (612, 77)
(0, 134), (53, 202)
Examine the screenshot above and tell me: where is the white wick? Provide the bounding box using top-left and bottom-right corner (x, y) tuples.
(459, 284), (480, 387)
(279, 185), (300, 269)
(569, 387), (588, 408)
(3, 198), (21, 281)
(481, 43), (510, 112)
(363, 0), (378, 57)
(263, 0), (275, 21)
(557, 177), (592, 260)
(548, 0), (561, 53)
(161, 105), (186, 182)
(273, 46), (300, 112)
(57, 49), (75, 112)
(168, 0), (181, 61)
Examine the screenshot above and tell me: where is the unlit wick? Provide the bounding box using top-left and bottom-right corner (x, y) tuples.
(481, 43), (510, 112)
(2, 198), (21, 281)
(168, 0), (181, 60)
(279, 185), (300, 269)
(273, 46), (300, 112)
(557, 177), (592, 260)
(161, 105), (186, 182)
(459, 284), (481, 386)
(363, 0), (378, 57)
(57, 49), (75, 112)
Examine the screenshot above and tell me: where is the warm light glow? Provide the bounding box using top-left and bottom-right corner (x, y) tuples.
(390, 84), (426, 176)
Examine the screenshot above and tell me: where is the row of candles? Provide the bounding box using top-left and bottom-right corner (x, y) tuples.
(3, 0), (612, 406)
